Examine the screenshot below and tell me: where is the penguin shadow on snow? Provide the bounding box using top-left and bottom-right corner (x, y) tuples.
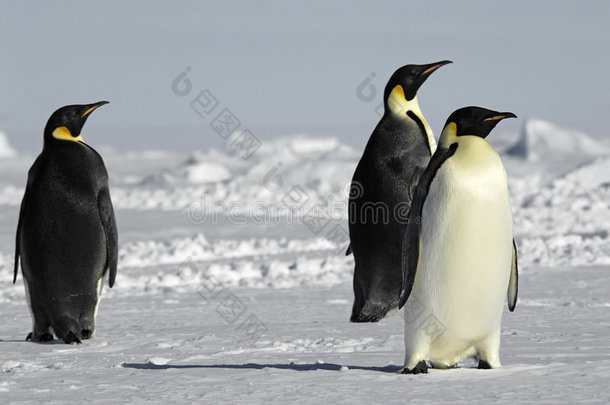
(0, 338), (32, 343)
(0, 337), (83, 345)
(122, 362), (403, 373)
(121, 362), (490, 373)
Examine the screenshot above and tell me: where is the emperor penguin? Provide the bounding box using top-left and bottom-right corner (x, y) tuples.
(398, 106), (518, 374)
(14, 102), (118, 344)
(347, 61), (451, 322)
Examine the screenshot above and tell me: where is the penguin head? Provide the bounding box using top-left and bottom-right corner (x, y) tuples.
(439, 106), (516, 147)
(44, 101), (109, 143)
(383, 60), (452, 113)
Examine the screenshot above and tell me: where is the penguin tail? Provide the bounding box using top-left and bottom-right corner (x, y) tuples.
(13, 232), (20, 284)
(398, 289), (408, 309)
(13, 254), (18, 284)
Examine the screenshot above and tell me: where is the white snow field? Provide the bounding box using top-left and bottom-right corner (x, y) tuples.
(1, 122), (609, 403)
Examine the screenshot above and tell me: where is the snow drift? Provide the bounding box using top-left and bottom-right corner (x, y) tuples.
(1, 125), (609, 283)
(110, 135), (359, 211)
(506, 119), (609, 162)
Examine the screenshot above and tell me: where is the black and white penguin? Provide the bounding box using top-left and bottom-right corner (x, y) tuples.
(347, 61), (451, 322)
(399, 106), (518, 374)
(14, 101), (118, 344)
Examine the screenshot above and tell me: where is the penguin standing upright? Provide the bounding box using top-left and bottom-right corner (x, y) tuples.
(347, 61), (451, 322)
(399, 106), (518, 374)
(14, 102), (118, 344)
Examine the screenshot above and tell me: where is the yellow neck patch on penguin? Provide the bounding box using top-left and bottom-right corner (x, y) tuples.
(387, 86), (437, 153)
(439, 122), (458, 149)
(439, 122), (501, 170)
(52, 126), (85, 143)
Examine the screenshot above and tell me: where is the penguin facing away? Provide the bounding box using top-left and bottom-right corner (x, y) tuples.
(14, 101), (118, 344)
(398, 106), (518, 374)
(347, 61), (451, 322)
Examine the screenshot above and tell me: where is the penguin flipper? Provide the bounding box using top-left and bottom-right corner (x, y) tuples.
(399, 143), (458, 309)
(98, 187), (118, 288)
(14, 187), (29, 284)
(507, 239), (519, 312)
(345, 244), (352, 256)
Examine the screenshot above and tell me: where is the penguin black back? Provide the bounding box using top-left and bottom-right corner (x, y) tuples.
(347, 61), (451, 322)
(14, 102), (118, 344)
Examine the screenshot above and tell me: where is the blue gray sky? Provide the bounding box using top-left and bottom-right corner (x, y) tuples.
(1, 1), (608, 151)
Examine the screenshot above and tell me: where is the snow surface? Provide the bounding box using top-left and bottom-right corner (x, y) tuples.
(1, 127), (609, 403)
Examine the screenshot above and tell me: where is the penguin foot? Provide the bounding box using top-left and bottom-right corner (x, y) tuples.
(26, 332), (54, 342)
(400, 360), (428, 375)
(81, 329), (93, 340)
(477, 360), (492, 369)
(63, 331), (82, 344)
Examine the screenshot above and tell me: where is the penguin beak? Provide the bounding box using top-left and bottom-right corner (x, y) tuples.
(477, 111), (517, 139)
(403, 60), (452, 101)
(483, 112), (517, 122)
(418, 60), (453, 78)
(81, 101), (109, 118)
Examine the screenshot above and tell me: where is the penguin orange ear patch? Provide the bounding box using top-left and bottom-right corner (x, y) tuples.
(52, 126), (72, 139)
(390, 85), (406, 101)
(387, 85), (407, 112)
(52, 126), (84, 143)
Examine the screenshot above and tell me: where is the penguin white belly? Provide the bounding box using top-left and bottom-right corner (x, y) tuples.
(404, 136), (513, 367)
